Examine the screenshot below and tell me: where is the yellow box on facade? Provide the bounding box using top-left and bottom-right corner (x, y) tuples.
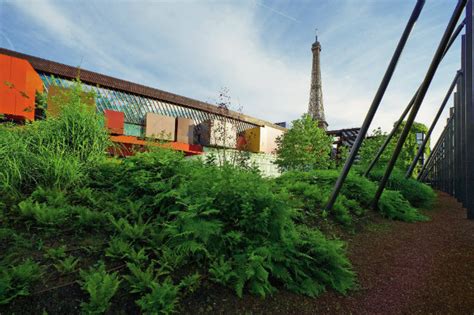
(244, 126), (284, 154)
(244, 127), (261, 153)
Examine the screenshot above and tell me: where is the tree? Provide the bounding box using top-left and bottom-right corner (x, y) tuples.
(274, 114), (333, 172)
(358, 121), (430, 177)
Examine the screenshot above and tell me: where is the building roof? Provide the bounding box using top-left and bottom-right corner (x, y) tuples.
(327, 127), (361, 147)
(0, 48), (286, 131)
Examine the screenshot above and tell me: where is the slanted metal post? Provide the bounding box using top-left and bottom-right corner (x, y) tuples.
(324, 0), (426, 212)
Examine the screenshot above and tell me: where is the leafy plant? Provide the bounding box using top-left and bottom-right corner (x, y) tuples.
(135, 279), (180, 315)
(0, 259), (41, 304)
(124, 263), (157, 294)
(367, 168), (436, 209)
(54, 256), (81, 274)
(44, 245), (67, 260)
(274, 114), (333, 172)
(79, 262), (121, 314)
(105, 237), (132, 260)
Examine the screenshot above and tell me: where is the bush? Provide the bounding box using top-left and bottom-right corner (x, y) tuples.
(277, 169), (426, 223)
(368, 168), (436, 209)
(87, 151), (355, 300)
(378, 190), (428, 222)
(274, 114), (333, 172)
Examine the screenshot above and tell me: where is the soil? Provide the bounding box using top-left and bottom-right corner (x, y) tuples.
(180, 191), (474, 314)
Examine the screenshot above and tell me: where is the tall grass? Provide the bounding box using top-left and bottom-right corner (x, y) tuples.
(0, 81), (109, 200)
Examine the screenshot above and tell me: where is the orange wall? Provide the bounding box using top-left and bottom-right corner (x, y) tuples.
(0, 54), (43, 121)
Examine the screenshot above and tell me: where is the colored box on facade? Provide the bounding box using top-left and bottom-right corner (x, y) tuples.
(0, 54), (43, 121)
(104, 109), (124, 135)
(197, 119), (237, 148)
(244, 126), (284, 154)
(47, 85), (95, 117)
(176, 117), (194, 144)
(145, 113), (175, 141)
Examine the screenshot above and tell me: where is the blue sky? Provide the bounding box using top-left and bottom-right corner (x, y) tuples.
(0, 0), (464, 144)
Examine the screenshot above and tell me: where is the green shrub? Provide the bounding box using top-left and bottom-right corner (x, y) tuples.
(0, 259), (41, 305)
(379, 190), (428, 221)
(277, 169), (426, 223)
(156, 162), (356, 298)
(368, 168), (436, 209)
(79, 262), (121, 314)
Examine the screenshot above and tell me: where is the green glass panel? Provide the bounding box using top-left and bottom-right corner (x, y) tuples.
(124, 123), (143, 137)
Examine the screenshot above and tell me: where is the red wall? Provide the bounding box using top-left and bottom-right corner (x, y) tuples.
(0, 54), (43, 121)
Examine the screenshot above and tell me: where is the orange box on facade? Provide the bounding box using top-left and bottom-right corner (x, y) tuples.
(0, 54), (43, 121)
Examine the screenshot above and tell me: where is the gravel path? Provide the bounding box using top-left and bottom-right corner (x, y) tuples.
(183, 191), (474, 314)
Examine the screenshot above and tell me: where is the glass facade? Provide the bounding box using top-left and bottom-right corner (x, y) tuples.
(39, 74), (257, 133)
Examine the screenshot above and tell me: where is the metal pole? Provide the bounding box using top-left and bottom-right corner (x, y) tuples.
(364, 19), (466, 177)
(460, 35), (467, 205)
(454, 89), (461, 198)
(464, 0), (474, 219)
(324, 0), (426, 212)
(405, 71), (462, 178)
(373, 0), (467, 208)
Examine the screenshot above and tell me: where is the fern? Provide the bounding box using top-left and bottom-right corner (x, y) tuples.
(135, 278), (179, 315)
(109, 216), (149, 241)
(105, 237), (132, 260)
(0, 259), (41, 305)
(124, 263), (157, 294)
(44, 245), (67, 260)
(79, 262), (121, 314)
(178, 273), (201, 295)
(54, 256), (80, 274)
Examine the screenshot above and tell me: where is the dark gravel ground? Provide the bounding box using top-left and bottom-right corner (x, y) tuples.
(181, 191), (474, 314)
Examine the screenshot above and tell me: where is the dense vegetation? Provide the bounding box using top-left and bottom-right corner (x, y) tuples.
(0, 83), (436, 314)
(359, 123), (430, 178)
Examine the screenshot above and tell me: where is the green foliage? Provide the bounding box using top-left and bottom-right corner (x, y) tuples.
(44, 245), (67, 260)
(359, 122), (430, 177)
(379, 190), (428, 222)
(53, 256), (81, 274)
(79, 262), (121, 314)
(105, 237), (133, 260)
(136, 279), (180, 315)
(274, 114), (333, 172)
(367, 168), (436, 209)
(156, 162), (355, 298)
(0, 80), (109, 200)
(277, 169), (426, 223)
(0, 259), (41, 304)
(124, 263), (159, 294)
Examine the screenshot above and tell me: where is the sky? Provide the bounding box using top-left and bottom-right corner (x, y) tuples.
(0, 0), (465, 145)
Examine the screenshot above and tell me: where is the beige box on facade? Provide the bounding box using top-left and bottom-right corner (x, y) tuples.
(145, 113), (175, 141)
(244, 126), (284, 154)
(176, 117), (194, 144)
(197, 119), (237, 148)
